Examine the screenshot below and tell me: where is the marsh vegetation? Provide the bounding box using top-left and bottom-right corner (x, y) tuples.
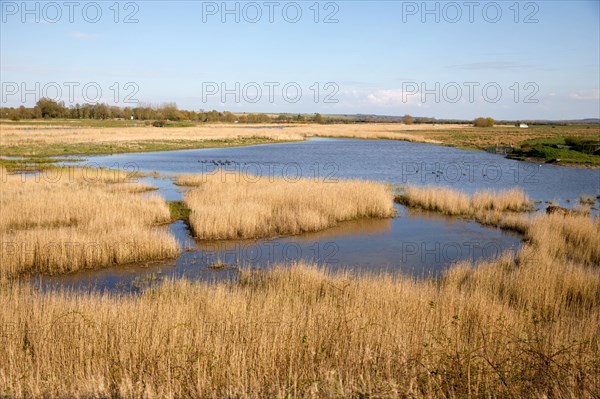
(0, 167), (179, 281)
(178, 172), (396, 240)
(1, 130), (598, 398)
(0, 211), (598, 398)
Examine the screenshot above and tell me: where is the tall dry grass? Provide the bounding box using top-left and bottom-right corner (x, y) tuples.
(472, 188), (533, 211)
(396, 186), (472, 215)
(1, 164), (598, 397)
(0, 167), (179, 280)
(179, 172), (396, 240)
(396, 186), (534, 233)
(473, 210), (531, 233)
(1, 211), (598, 398)
(526, 212), (600, 266)
(397, 186), (532, 215)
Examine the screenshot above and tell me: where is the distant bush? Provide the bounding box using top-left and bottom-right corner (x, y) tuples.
(10, 115), (21, 122)
(152, 120), (167, 128)
(473, 117), (495, 127)
(402, 114), (414, 125)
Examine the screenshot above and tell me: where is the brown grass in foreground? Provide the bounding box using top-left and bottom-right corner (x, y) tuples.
(0, 212), (598, 398)
(0, 167), (179, 280)
(179, 172), (396, 240)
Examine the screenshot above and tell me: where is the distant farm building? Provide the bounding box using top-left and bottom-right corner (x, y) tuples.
(520, 123), (529, 128)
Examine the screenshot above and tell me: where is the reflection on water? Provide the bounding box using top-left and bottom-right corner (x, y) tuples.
(196, 215), (394, 252)
(36, 138), (598, 292)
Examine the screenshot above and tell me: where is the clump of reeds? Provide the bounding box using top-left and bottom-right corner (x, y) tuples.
(395, 186), (471, 215)
(397, 186), (532, 214)
(178, 171), (396, 240)
(0, 167), (179, 280)
(396, 186), (533, 232)
(526, 212), (600, 266)
(473, 188), (533, 212)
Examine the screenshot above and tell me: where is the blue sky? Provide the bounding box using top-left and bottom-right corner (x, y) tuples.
(1, 0), (599, 119)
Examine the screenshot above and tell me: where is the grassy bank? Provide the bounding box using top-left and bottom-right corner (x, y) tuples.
(178, 172), (396, 240)
(0, 157), (86, 172)
(0, 211), (598, 398)
(507, 136), (600, 166)
(396, 124), (600, 167)
(0, 137), (285, 158)
(0, 167), (179, 280)
(1, 121), (598, 166)
(412, 124), (599, 150)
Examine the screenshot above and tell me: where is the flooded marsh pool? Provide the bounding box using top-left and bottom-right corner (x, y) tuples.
(39, 138), (599, 292)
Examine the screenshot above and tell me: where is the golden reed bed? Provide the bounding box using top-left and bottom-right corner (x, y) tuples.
(1, 165), (599, 397)
(178, 171), (396, 240)
(0, 167), (179, 280)
(0, 212), (598, 398)
(396, 186), (533, 215)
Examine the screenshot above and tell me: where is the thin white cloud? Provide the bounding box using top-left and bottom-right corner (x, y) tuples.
(367, 89), (423, 106)
(69, 32), (98, 41)
(451, 61), (531, 70)
(569, 90), (600, 100)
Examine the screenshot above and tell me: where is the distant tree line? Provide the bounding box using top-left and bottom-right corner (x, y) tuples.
(0, 99), (282, 124)
(4, 100), (541, 128)
(0, 100), (428, 126)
